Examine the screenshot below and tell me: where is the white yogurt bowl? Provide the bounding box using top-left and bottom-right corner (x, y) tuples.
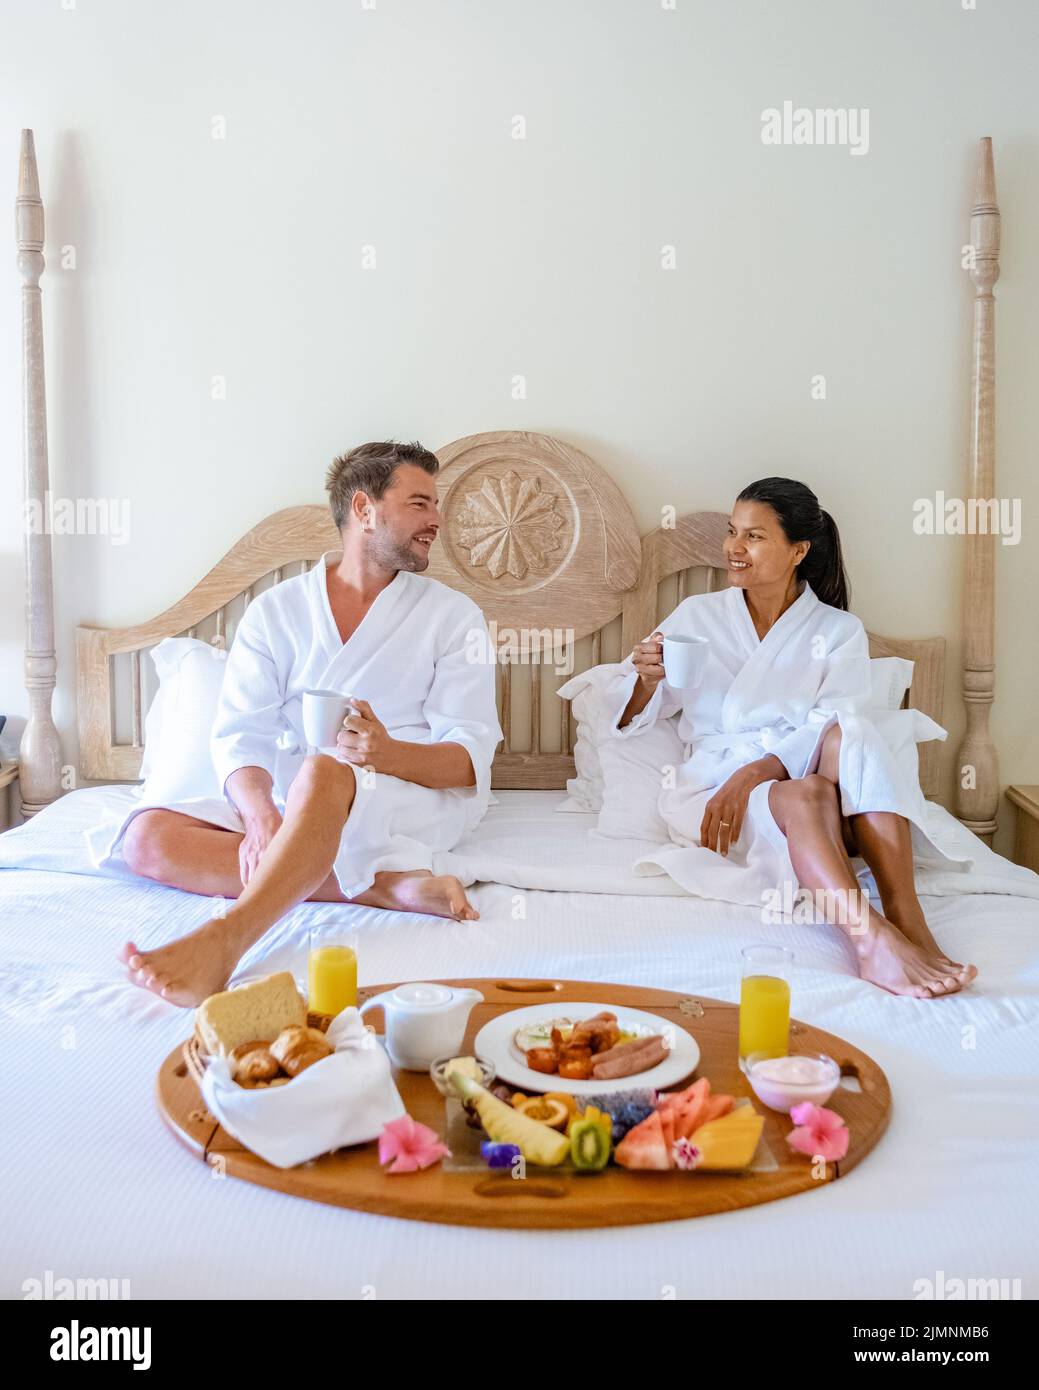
(746, 1052), (840, 1113)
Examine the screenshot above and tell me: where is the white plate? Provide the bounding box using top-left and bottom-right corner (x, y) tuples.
(473, 1001), (700, 1097)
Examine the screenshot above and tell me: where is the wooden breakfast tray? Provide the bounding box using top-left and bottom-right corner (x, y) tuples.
(155, 977), (891, 1229)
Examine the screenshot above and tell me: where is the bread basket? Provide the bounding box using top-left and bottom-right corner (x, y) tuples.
(182, 1012), (333, 1094)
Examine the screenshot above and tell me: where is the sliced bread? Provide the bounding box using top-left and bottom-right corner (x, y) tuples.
(195, 971), (306, 1057)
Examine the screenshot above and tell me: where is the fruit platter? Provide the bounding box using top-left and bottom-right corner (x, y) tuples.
(445, 1056), (766, 1174)
(157, 977), (892, 1230)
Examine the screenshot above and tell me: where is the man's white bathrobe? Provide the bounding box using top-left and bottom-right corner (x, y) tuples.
(609, 583), (969, 906)
(96, 558), (502, 899)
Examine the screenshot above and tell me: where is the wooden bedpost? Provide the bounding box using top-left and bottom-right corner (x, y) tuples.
(16, 130), (63, 817)
(955, 137), (1000, 842)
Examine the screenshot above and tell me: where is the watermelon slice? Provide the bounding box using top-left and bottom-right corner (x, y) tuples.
(660, 1078), (712, 1139)
(615, 1110), (671, 1170)
(659, 1106), (676, 1150)
(700, 1093), (734, 1125)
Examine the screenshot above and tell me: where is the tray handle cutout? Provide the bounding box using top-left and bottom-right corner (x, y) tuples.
(494, 979), (564, 993)
(472, 1177), (569, 1200)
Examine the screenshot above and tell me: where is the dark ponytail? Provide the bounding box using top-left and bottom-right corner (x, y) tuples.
(736, 478), (850, 611)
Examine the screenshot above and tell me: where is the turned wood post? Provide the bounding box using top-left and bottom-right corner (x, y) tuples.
(955, 137), (1000, 841)
(16, 130), (63, 816)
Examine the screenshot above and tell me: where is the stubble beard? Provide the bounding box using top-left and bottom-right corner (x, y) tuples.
(367, 529), (431, 574)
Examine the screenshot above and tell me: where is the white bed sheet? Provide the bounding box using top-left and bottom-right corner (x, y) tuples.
(1, 785), (1037, 1301)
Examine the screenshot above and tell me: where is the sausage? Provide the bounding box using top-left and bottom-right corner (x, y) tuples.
(592, 1036), (667, 1079)
(587, 1036), (660, 1068)
(591, 1035), (669, 1079)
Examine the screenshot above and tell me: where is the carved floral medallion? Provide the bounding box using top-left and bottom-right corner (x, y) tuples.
(454, 470), (566, 580)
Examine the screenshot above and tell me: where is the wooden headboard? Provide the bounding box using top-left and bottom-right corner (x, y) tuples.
(75, 429), (946, 800)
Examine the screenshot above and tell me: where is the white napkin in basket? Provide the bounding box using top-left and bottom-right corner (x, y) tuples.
(201, 1007), (406, 1169)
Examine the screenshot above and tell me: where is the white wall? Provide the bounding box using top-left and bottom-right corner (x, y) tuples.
(1, 0), (1037, 852)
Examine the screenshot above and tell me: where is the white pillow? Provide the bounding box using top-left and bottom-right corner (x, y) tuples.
(869, 656), (914, 711)
(555, 663), (624, 812)
(595, 717), (687, 843)
(556, 662), (687, 842)
(138, 638), (228, 803)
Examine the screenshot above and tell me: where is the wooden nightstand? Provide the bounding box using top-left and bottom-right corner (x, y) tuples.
(1006, 786), (1039, 875)
(0, 761), (19, 832)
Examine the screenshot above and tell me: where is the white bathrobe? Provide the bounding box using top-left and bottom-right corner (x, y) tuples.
(95, 558), (502, 899)
(609, 583), (968, 906)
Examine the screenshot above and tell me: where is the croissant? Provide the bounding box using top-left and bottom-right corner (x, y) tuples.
(230, 1040), (280, 1083)
(270, 1025), (334, 1077)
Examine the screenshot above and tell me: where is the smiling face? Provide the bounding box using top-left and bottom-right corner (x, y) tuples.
(355, 463), (442, 573)
(724, 499), (809, 592)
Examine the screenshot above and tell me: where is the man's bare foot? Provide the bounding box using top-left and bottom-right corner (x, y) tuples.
(118, 921), (243, 1008)
(854, 920), (977, 999)
(356, 871), (479, 922)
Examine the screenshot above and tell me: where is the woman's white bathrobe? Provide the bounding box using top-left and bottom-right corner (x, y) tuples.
(609, 583), (968, 906)
(94, 558), (502, 898)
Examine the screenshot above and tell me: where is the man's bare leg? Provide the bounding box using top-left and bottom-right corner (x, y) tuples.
(121, 810), (478, 924)
(814, 725), (975, 985)
(768, 775), (965, 999)
(120, 809), (351, 902)
(120, 757), (477, 1007)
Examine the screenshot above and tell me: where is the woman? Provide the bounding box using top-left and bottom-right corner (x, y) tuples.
(614, 477), (977, 999)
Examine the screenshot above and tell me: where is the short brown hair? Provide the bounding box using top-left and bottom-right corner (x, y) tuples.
(325, 440), (440, 530)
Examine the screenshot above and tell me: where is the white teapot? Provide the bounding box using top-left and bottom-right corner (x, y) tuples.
(359, 982), (483, 1071)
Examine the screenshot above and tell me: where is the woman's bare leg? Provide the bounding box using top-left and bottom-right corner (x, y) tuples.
(814, 725), (975, 985)
(121, 757), (476, 1006)
(768, 776), (965, 998)
(848, 811), (975, 984)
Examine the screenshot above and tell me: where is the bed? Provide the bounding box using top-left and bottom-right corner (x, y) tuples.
(5, 131), (1037, 1300)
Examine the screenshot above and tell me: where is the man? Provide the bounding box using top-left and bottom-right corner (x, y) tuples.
(117, 441), (501, 1007)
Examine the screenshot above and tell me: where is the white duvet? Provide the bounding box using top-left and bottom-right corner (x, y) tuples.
(1, 785), (1037, 1300)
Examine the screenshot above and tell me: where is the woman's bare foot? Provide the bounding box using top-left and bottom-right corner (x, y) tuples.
(356, 871), (478, 921)
(118, 921), (243, 1008)
(882, 907), (976, 986)
(854, 920), (976, 999)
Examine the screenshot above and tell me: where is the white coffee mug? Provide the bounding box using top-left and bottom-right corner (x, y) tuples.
(662, 634), (709, 690)
(302, 689), (353, 752)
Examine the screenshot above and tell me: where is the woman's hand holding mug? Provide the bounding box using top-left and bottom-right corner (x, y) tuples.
(632, 631), (666, 693)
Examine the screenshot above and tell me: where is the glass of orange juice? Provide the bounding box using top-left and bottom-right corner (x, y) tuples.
(308, 928), (358, 1018)
(738, 944), (793, 1072)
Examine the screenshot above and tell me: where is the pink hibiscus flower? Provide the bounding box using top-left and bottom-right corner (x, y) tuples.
(378, 1114), (451, 1173)
(786, 1103), (849, 1162)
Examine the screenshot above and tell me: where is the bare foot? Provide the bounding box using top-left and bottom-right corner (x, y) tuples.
(118, 922), (243, 1008)
(883, 909), (977, 986)
(854, 921), (976, 999)
(356, 871), (479, 922)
